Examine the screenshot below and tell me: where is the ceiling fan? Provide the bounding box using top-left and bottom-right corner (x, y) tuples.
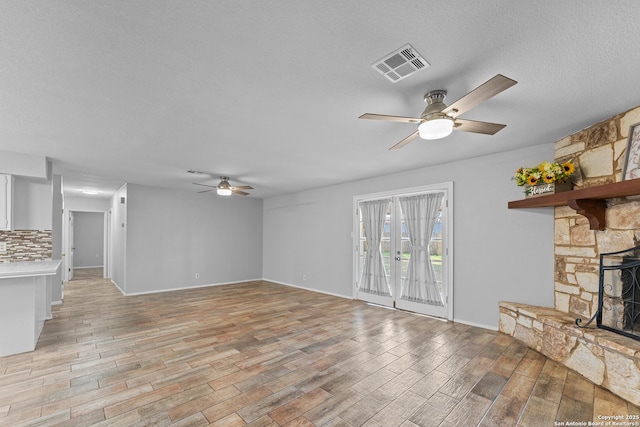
(359, 74), (517, 150)
(193, 176), (253, 196)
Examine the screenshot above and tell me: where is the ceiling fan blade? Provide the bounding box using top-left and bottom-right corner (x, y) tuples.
(232, 189), (250, 196)
(454, 118), (506, 135)
(443, 74), (517, 117)
(193, 183), (217, 188)
(359, 113), (422, 124)
(197, 189), (214, 193)
(233, 185), (253, 190)
(389, 130), (419, 150)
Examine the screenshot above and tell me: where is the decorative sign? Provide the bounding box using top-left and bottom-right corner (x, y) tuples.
(525, 181), (571, 198)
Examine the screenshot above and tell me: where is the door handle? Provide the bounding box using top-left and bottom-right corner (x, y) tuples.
(395, 256), (401, 261)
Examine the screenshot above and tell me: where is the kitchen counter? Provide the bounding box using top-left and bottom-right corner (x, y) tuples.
(0, 259), (61, 357)
(0, 259), (62, 279)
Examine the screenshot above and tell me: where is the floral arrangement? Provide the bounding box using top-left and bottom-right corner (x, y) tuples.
(514, 161), (576, 187)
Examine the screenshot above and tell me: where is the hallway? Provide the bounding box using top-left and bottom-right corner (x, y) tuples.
(69, 268), (103, 281)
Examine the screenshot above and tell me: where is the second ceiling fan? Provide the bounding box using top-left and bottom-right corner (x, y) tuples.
(193, 176), (253, 196)
(360, 74), (517, 150)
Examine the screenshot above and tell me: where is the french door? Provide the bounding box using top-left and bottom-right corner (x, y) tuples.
(354, 184), (452, 319)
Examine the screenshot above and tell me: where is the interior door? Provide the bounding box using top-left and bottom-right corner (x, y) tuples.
(355, 188), (450, 319)
(68, 211), (74, 280)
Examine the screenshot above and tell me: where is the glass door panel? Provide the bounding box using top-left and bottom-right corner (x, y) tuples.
(396, 196), (447, 318)
(356, 199), (394, 307)
(355, 190), (449, 319)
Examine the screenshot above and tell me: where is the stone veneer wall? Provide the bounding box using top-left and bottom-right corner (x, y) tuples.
(500, 105), (640, 406)
(0, 230), (52, 262)
(553, 105), (640, 318)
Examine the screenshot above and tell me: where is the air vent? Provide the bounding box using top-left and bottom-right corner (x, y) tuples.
(371, 44), (430, 83)
(187, 170), (206, 174)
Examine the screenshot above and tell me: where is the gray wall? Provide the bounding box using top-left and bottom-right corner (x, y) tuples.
(0, 151), (49, 179)
(65, 195), (111, 212)
(122, 184), (263, 295)
(263, 143), (556, 329)
(51, 175), (63, 303)
(73, 211), (104, 268)
(111, 184), (127, 290)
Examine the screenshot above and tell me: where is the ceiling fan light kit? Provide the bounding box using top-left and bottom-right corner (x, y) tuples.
(192, 176), (253, 196)
(359, 74), (517, 149)
(418, 117), (454, 139)
(418, 90), (453, 139)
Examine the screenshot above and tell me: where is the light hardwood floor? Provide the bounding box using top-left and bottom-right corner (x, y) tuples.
(0, 272), (638, 426)
(69, 268), (103, 281)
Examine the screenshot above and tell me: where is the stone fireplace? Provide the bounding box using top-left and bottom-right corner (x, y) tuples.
(499, 105), (640, 406)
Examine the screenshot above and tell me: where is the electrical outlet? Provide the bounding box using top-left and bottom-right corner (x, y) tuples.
(303, 274), (307, 281)
(195, 273), (200, 279)
(0, 242), (6, 253)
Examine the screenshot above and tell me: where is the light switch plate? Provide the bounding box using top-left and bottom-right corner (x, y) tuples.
(0, 242), (6, 252)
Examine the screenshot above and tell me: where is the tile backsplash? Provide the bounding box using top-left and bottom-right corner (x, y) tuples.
(0, 230), (52, 262)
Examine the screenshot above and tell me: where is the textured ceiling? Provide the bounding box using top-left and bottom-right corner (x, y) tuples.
(2, 1), (640, 198)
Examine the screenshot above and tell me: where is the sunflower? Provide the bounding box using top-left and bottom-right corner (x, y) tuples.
(513, 160), (576, 189)
(538, 161), (552, 172)
(562, 161), (575, 175)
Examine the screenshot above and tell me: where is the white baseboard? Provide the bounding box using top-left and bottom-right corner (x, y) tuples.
(261, 278), (353, 300)
(111, 279), (125, 296)
(260, 280), (497, 332)
(453, 317), (498, 331)
(102, 277), (498, 332)
(108, 277), (352, 299)
(115, 278), (263, 296)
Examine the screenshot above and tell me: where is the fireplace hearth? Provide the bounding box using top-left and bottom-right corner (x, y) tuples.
(578, 245), (640, 341)
(502, 104), (640, 406)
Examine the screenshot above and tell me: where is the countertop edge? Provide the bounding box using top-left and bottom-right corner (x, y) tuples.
(0, 260), (62, 279)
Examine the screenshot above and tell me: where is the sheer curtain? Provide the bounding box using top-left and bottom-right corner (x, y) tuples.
(358, 199), (391, 296)
(399, 193), (444, 306)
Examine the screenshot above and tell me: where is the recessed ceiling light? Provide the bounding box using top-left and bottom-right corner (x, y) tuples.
(82, 190), (99, 195)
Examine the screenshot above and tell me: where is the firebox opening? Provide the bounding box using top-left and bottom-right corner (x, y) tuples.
(595, 245), (640, 341)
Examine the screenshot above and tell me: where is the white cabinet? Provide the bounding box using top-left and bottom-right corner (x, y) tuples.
(0, 174), (13, 231)
(0, 260), (61, 356)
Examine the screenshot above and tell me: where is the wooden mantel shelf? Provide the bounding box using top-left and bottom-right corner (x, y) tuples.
(508, 178), (640, 230)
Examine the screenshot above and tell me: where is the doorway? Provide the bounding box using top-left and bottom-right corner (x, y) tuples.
(353, 183), (453, 319)
(69, 211), (75, 280)
(63, 210), (110, 282)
